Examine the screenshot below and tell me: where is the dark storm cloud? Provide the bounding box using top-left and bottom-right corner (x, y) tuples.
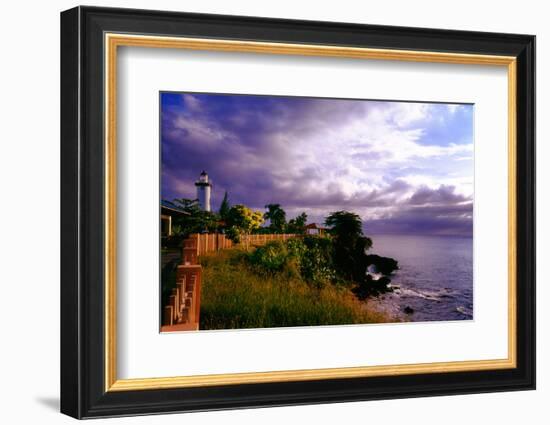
(407, 184), (470, 206)
(365, 201), (473, 237)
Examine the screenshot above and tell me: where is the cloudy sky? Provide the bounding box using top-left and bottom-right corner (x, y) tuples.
(161, 92), (473, 236)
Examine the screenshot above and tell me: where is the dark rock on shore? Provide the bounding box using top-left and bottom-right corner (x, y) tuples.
(353, 275), (392, 300)
(365, 254), (399, 275)
(404, 306), (414, 314)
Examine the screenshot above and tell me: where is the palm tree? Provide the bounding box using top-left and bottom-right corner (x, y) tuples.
(287, 212), (308, 234)
(264, 204), (287, 233)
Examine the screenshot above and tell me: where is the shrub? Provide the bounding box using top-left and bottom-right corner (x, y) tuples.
(246, 237), (337, 288)
(300, 236), (335, 288)
(248, 240), (289, 273)
(245, 232), (398, 295)
(163, 233), (184, 249)
(224, 226), (241, 244)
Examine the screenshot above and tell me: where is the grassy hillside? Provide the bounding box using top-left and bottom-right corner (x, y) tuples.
(199, 248), (389, 330)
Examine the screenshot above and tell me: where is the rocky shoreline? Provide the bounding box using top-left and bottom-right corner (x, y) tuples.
(362, 290), (408, 323)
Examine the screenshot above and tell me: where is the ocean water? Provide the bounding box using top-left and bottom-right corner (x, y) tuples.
(367, 234), (473, 322)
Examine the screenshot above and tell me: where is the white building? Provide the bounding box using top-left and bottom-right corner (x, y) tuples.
(195, 170), (212, 211)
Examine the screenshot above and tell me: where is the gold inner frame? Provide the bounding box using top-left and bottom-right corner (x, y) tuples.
(104, 33), (517, 392)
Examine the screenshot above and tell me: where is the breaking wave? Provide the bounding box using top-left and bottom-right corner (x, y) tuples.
(393, 287), (456, 302)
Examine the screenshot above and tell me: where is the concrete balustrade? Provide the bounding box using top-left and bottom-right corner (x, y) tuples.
(161, 232), (297, 332)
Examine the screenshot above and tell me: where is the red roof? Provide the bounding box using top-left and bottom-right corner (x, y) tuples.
(305, 223), (327, 230)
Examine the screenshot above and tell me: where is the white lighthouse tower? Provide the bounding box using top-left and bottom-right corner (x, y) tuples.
(195, 170), (212, 212)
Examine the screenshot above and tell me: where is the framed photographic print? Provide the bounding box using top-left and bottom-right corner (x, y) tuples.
(60, 6), (535, 419)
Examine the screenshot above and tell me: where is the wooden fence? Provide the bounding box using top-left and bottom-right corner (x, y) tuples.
(194, 233), (297, 256)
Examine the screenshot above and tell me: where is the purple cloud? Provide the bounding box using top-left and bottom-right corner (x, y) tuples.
(161, 92), (474, 236)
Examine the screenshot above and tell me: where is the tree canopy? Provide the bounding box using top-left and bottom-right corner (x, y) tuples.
(225, 204), (265, 243)
(218, 191), (231, 221)
(325, 211), (373, 282)
(169, 198), (220, 236)
(264, 203), (287, 233)
(287, 212), (308, 234)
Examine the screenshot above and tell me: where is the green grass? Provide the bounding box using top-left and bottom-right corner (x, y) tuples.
(199, 248), (388, 330)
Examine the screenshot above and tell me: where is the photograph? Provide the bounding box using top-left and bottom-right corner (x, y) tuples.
(58, 5), (536, 419)
(159, 92), (474, 332)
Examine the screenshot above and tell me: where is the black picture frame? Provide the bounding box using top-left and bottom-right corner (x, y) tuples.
(60, 5), (535, 419)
